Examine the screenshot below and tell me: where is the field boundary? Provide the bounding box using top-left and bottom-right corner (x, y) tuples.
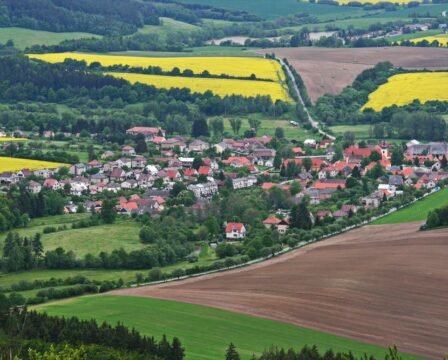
(131, 188), (439, 289)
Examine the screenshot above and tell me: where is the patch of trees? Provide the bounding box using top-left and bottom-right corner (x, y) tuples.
(0, 195), (29, 232)
(64, 59), (272, 82)
(1, 144), (80, 163)
(14, 189), (65, 218)
(425, 204), (448, 229)
(0, 0), (160, 36)
(0, 307), (184, 360)
(0, 56), (287, 137)
(226, 343), (405, 360)
(315, 62), (448, 137)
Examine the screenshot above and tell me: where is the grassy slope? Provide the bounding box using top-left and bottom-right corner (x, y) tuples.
(175, 0), (370, 20)
(373, 187), (448, 225)
(36, 295), (420, 360)
(0, 27), (99, 50)
(135, 17), (199, 38)
(0, 215), (144, 257)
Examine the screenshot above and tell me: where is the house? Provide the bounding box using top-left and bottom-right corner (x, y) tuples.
(225, 222), (246, 240)
(101, 151), (115, 160)
(90, 173), (108, 184)
(198, 166), (212, 176)
(121, 180), (138, 189)
(126, 127), (165, 139)
(313, 179), (346, 190)
(122, 145), (136, 157)
(43, 178), (60, 190)
(389, 175), (403, 187)
(33, 168), (54, 179)
(110, 168), (126, 182)
(178, 157), (194, 168)
(362, 191), (383, 209)
(222, 157), (251, 168)
(263, 217), (290, 234)
(87, 160), (102, 170)
(69, 163), (86, 176)
(161, 138), (187, 152)
(117, 201), (139, 216)
(292, 147), (305, 156)
(232, 176), (257, 189)
(131, 155), (147, 168)
(27, 180), (42, 194)
(252, 148), (276, 167)
(43, 130), (54, 138)
(188, 139), (209, 152)
(187, 182), (218, 198)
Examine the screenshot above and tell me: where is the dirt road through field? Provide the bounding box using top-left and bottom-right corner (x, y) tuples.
(113, 222), (448, 359)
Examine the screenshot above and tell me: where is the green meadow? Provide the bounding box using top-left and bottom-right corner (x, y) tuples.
(373, 187), (448, 225)
(36, 295), (420, 360)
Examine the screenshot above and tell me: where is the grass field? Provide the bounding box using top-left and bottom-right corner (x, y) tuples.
(108, 72), (291, 102)
(221, 117), (318, 140)
(110, 47), (262, 58)
(362, 72), (448, 111)
(0, 216), (144, 257)
(135, 17), (199, 37)
(175, 0), (372, 20)
(0, 27), (99, 50)
(330, 124), (371, 138)
(28, 53), (286, 81)
(36, 295), (418, 360)
(0, 157), (68, 172)
(373, 187), (448, 225)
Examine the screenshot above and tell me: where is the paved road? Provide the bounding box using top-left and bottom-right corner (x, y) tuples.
(277, 57), (336, 141)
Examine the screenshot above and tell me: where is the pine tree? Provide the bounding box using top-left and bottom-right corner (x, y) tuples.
(171, 337), (184, 360)
(273, 154), (282, 170)
(225, 343), (240, 360)
(101, 199), (116, 224)
(32, 232), (43, 259)
(192, 118), (209, 137)
(3, 232), (15, 258)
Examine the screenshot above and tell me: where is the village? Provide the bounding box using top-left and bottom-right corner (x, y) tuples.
(1, 126), (448, 240)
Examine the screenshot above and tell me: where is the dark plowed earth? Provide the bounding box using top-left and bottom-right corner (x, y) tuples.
(252, 47), (448, 102)
(113, 223), (448, 359)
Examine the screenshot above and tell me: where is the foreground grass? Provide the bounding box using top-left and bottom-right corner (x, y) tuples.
(0, 27), (99, 50)
(36, 295), (419, 360)
(373, 187), (448, 225)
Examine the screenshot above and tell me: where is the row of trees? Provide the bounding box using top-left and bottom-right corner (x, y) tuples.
(0, 307), (184, 360)
(425, 204), (448, 229)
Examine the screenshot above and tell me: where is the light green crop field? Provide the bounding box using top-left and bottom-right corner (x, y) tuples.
(36, 295), (419, 360)
(0, 27), (99, 50)
(373, 187), (448, 225)
(386, 29), (443, 43)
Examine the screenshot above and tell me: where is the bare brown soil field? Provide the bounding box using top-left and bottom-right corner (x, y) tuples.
(114, 222), (448, 359)
(252, 47), (448, 102)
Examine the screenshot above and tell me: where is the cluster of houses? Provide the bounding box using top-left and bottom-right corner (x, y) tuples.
(2, 124), (448, 239)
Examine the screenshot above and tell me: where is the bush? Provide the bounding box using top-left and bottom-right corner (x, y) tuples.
(43, 226), (57, 234)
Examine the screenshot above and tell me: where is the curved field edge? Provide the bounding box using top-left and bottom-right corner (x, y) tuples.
(34, 295), (420, 360)
(373, 187), (448, 225)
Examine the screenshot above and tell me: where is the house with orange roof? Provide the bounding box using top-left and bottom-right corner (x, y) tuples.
(225, 222), (246, 239)
(222, 156), (252, 168)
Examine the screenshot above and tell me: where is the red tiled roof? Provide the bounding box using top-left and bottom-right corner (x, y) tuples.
(198, 166), (211, 175)
(225, 222), (245, 233)
(263, 217), (282, 225)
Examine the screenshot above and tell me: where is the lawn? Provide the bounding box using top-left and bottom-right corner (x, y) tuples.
(330, 124), (371, 139)
(373, 187), (448, 225)
(0, 216), (144, 257)
(0, 27), (99, 50)
(221, 117), (319, 141)
(36, 295), (420, 360)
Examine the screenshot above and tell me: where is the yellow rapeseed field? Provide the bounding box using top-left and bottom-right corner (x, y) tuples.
(410, 34), (448, 46)
(27, 53), (286, 82)
(0, 138), (27, 142)
(0, 157), (68, 172)
(106, 72), (291, 102)
(362, 72), (448, 111)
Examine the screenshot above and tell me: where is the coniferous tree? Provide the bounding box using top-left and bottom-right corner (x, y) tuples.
(32, 232), (43, 258)
(225, 343), (240, 360)
(101, 199), (117, 224)
(192, 118), (209, 137)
